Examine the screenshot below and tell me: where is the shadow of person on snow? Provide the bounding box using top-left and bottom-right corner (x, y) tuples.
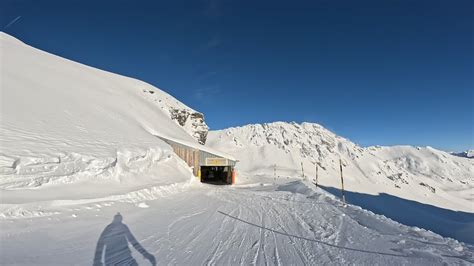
(93, 213), (156, 266)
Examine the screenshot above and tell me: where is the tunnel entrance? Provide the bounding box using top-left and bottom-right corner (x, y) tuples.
(200, 166), (232, 185)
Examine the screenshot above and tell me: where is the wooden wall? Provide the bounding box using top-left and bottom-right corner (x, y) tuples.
(159, 137), (235, 178)
(169, 144), (200, 176)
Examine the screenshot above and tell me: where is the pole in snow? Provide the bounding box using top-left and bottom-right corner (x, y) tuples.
(339, 159), (346, 205)
(301, 162), (305, 180)
(314, 163), (318, 187)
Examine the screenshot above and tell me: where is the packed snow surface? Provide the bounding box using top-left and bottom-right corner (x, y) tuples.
(1, 178), (473, 265)
(1, 32), (473, 265)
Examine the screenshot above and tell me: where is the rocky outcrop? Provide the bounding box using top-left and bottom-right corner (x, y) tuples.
(169, 108), (208, 144)
(140, 89), (209, 144)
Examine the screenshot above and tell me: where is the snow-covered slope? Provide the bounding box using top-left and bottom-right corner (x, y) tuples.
(0, 32), (206, 192)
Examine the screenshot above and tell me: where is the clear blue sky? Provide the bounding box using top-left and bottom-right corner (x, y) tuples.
(2, 0), (473, 151)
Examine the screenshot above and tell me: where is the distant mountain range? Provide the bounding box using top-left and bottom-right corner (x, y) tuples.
(451, 150), (474, 159)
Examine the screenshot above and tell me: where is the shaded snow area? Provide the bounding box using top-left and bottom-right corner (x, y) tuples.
(207, 122), (474, 244)
(1, 31), (473, 265)
(1, 178), (472, 265)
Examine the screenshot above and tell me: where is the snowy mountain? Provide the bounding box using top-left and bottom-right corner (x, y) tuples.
(452, 150), (474, 159)
(1, 33), (473, 264)
(207, 122), (473, 211)
(0, 32), (208, 192)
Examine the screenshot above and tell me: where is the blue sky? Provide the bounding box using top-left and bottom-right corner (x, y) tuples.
(2, 0), (473, 151)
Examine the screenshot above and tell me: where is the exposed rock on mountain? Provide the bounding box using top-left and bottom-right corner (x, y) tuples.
(140, 89), (209, 144)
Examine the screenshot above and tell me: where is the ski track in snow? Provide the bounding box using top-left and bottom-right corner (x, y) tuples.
(1, 178), (473, 265)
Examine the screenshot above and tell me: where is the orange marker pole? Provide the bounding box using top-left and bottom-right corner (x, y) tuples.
(231, 169), (236, 184)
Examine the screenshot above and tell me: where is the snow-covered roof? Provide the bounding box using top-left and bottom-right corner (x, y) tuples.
(156, 135), (237, 162)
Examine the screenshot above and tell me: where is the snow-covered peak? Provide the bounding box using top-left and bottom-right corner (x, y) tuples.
(451, 150), (474, 159)
(207, 121), (473, 212)
(208, 121), (360, 164)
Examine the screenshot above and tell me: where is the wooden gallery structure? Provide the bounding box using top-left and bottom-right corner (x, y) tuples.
(158, 136), (237, 184)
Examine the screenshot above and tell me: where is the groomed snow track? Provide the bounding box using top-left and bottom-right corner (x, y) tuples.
(1, 178), (472, 265)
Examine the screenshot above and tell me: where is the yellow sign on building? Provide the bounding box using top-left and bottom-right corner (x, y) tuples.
(205, 157), (228, 166)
